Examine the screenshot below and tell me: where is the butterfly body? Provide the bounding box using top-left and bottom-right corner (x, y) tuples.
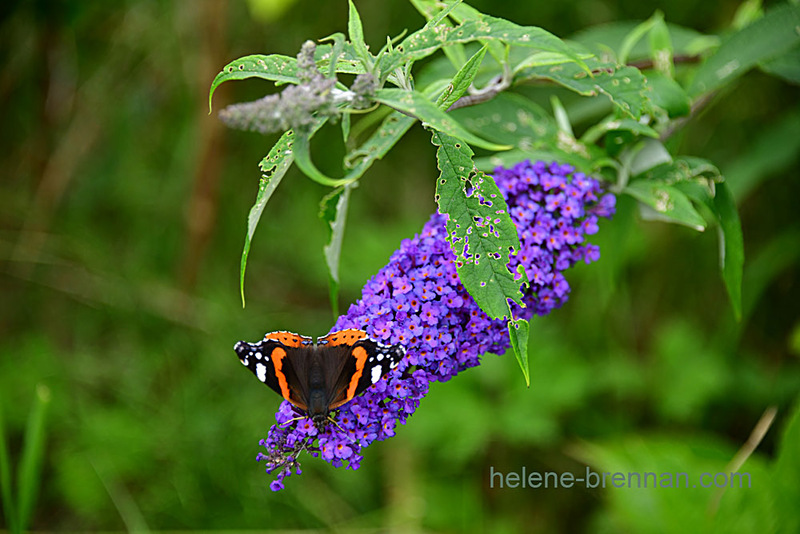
(234, 329), (405, 429)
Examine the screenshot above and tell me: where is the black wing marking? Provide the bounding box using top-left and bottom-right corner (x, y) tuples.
(234, 338), (311, 411)
(327, 338), (405, 409)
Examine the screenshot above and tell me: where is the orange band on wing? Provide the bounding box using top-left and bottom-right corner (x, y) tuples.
(319, 329), (368, 346)
(264, 331), (311, 348)
(270, 347), (292, 401)
(345, 346), (369, 401)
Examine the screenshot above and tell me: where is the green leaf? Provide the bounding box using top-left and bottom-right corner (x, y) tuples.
(724, 107), (800, 202)
(618, 11), (664, 65)
(773, 399), (800, 534)
(293, 130), (360, 188)
(294, 110), (415, 188)
(628, 138), (672, 176)
(343, 111), (416, 174)
(409, 0), (469, 68)
(649, 15), (674, 77)
(17, 384), (50, 533)
(636, 156), (722, 184)
(571, 20), (718, 60)
(731, 0), (764, 30)
(435, 44), (488, 111)
(208, 47), (365, 112)
(550, 95), (574, 136)
(760, 43), (800, 84)
(581, 115), (659, 145)
(689, 3), (800, 96)
(515, 59), (651, 119)
(0, 402), (18, 534)
(348, 0), (372, 69)
(508, 318), (531, 387)
(319, 183), (356, 318)
(374, 88), (510, 151)
(645, 71), (691, 117)
(714, 182), (744, 320)
(240, 130), (295, 307)
(322, 32), (347, 79)
(381, 13), (588, 77)
(431, 131), (528, 320)
(450, 92), (557, 147)
(624, 179), (707, 231)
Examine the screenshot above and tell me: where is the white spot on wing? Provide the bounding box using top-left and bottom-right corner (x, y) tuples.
(255, 352), (262, 360)
(256, 362), (267, 382)
(377, 353), (384, 361)
(371, 365), (382, 384)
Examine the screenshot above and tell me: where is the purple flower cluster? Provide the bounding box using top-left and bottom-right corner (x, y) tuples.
(257, 160), (615, 490)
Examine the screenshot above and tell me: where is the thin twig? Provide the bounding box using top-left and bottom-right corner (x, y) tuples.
(707, 406), (778, 517)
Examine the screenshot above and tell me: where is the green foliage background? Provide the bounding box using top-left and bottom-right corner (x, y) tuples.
(1, 0), (799, 532)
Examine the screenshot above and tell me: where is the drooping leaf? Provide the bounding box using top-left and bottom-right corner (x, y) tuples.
(240, 130), (295, 306)
(714, 182), (744, 320)
(320, 183), (357, 318)
(294, 110), (416, 188)
(293, 129), (360, 188)
(689, 3), (800, 96)
(507, 318), (531, 387)
(374, 88), (510, 151)
(431, 131), (528, 320)
(322, 32), (347, 79)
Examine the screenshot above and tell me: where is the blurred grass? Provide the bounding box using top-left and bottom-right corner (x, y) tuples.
(1, 0), (799, 532)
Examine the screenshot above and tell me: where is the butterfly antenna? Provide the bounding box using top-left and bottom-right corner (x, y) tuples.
(327, 415), (346, 433)
(279, 415), (308, 427)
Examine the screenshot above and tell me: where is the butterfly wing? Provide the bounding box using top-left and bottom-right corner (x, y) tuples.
(317, 329), (406, 410)
(234, 331), (313, 411)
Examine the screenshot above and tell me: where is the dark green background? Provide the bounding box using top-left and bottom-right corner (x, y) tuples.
(1, 0), (799, 532)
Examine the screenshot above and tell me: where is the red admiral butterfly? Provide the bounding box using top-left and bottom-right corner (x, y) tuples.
(234, 329), (405, 430)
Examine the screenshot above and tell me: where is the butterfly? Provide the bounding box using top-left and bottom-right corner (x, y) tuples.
(234, 329), (405, 430)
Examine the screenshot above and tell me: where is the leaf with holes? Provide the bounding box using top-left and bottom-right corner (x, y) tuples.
(208, 46), (364, 112)
(515, 59), (650, 119)
(431, 131), (528, 320)
(240, 130), (295, 306)
(380, 13), (587, 77)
